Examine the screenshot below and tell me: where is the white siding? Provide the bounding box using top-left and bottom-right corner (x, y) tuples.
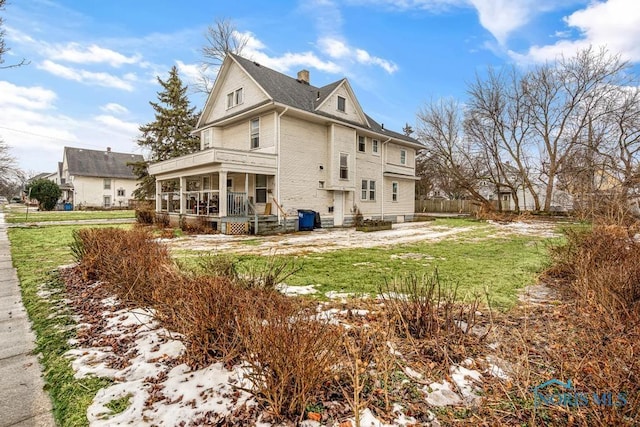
(72, 176), (139, 208)
(278, 116), (333, 216)
(212, 112), (276, 154)
(204, 61), (269, 123)
(317, 84), (367, 126)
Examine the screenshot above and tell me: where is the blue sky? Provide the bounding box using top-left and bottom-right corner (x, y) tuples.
(1, 0), (640, 174)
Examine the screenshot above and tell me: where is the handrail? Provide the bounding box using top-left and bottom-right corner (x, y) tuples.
(270, 197), (288, 232)
(246, 199), (259, 235)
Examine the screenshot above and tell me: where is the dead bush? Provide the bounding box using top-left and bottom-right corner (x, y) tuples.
(240, 256), (302, 291)
(71, 228), (175, 306)
(135, 206), (155, 225)
(153, 275), (250, 367)
(547, 224), (640, 322)
(240, 302), (341, 423)
(155, 212), (170, 228)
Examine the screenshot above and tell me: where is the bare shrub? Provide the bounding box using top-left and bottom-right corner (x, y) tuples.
(240, 303), (341, 423)
(71, 228), (175, 306)
(547, 224), (640, 322)
(191, 253), (239, 281)
(135, 206), (155, 225)
(240, 256), (302, 290)
(153, 275), (250, 367)
(155, 212), (170, 228)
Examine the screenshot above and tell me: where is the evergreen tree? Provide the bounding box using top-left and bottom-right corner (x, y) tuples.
(27, 179), (61, 211)
(134, 66), (200, 199)
(138, 66), (200, 162)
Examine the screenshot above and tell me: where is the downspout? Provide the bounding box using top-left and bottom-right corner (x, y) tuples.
(276, 107), (289, 222)
(380, 137), (391, 221)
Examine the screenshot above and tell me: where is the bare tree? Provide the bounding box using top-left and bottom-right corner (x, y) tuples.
(197, 18), (248, 92)
(0, 139), (24, 198)
(416, 98), (493, 209)
(523, 47), (630, 211)
(466, 66), (539, 211)
(0, 0), (28, 69)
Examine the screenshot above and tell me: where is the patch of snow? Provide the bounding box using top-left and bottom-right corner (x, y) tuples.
(325, 291), (355, 300)
(486, 356), (511, 380)
(276, 283), (317, 296)
(403, 366), (424, 380)
(450, 365), (483, 405)
(424, 380), (462, 406)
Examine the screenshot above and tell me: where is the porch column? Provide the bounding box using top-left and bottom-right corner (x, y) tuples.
(180, 176), (186, 214)
(245, 173), (249, 198)
(219, 170), (228, 217)
(155, 180), (162, 212)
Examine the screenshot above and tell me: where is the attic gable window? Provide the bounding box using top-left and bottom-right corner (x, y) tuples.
(226, 88), (244, 109)
(337, 96), (346, 112)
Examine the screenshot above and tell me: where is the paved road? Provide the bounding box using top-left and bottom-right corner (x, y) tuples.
(0, 213), (55, 427)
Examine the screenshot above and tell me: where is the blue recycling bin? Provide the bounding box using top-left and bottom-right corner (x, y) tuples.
(64, 202), (73, 211)
(298, 210), (315, 231)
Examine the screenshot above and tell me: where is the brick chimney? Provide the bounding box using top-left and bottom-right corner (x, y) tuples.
(297, 69), (310, 84)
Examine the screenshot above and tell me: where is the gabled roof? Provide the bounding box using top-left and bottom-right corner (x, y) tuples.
(221, 54), (420, 146)
(64, 147), (144, 179)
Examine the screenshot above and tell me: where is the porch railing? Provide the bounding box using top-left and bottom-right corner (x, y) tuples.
(227, 191), (247, 216)
(184, 190), (220, 215)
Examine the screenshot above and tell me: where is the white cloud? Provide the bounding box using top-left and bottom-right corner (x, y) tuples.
(468, 0), (534, 44)
(175, 60), (204, 87)
(37, 60), (136, 91)
(93, 115), (140, 135)
(511, 0), (640, 63)
(0, 81), (57, 110)
(319, 37), (399, 73)
(345, 0), (466, 11)
(100, 103), (129, 115)
(46, 42), (141, 67)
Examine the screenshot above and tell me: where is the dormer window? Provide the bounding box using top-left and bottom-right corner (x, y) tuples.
(227, 88), (244, 109)
(337, 96), (346, 112)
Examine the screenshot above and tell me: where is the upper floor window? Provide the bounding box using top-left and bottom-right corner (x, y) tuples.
(337, 96), (346, 112)
(372, 139), (379, 154)
(202, 129), (212, 149)
(392, 182), (398, 202)
(103, 178), (111, 190)
(117, 188), (125, 197)
(227, 88), (244, 109)
(400, 149), (407, 165)
(358, 136), (366, 153)
(250, 118), (260, 149)
(339, 153), (349, 179)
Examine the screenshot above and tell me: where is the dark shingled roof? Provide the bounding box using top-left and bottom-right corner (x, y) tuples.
(64, 147), (144, 179)
(229, 54), (419, 145)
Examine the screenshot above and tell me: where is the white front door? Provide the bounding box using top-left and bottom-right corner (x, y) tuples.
(334, 191), (344, 227)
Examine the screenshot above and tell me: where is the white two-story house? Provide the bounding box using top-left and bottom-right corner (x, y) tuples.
(149, 53), (422, 234)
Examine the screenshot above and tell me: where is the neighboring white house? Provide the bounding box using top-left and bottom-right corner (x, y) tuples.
(58, 147), (143, 209)
(149, 54), (422, 234)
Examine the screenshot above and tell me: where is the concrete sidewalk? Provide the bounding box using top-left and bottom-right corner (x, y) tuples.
(0, 213), (55, 426)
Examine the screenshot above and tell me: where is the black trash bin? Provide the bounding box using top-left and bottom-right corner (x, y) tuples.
(298, 209), (315, 231)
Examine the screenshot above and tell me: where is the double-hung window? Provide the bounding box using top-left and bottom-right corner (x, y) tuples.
(358, 136), (366, 153)
(226, 88), (244, 109)
(372, 139), (379, 154)
(392, 182), (398, 202)
(361, 180), (376, 201)
(339, 153), (349, 179)
(400, 149), (407, 165)
(103, 178), (111, 190)
(337, 96), (346, 112)
(250, 118), (260, 149)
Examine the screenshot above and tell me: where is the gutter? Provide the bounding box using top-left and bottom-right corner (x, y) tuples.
(276, 107), (289, 221)
(381, 137), (391, 220)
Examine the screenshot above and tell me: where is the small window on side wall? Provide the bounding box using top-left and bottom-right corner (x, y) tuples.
(358, 136), (366, 152)
(372, 139), (379, 154)
(250, 118), (260, 149)
(339, 153), (348, 179)
(400, 149), (407, 165)
(255, 174), (267, 203)
(392, 182), (398, 202)
(337, 96), (346, 112)
(103, 178), (111, 190)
